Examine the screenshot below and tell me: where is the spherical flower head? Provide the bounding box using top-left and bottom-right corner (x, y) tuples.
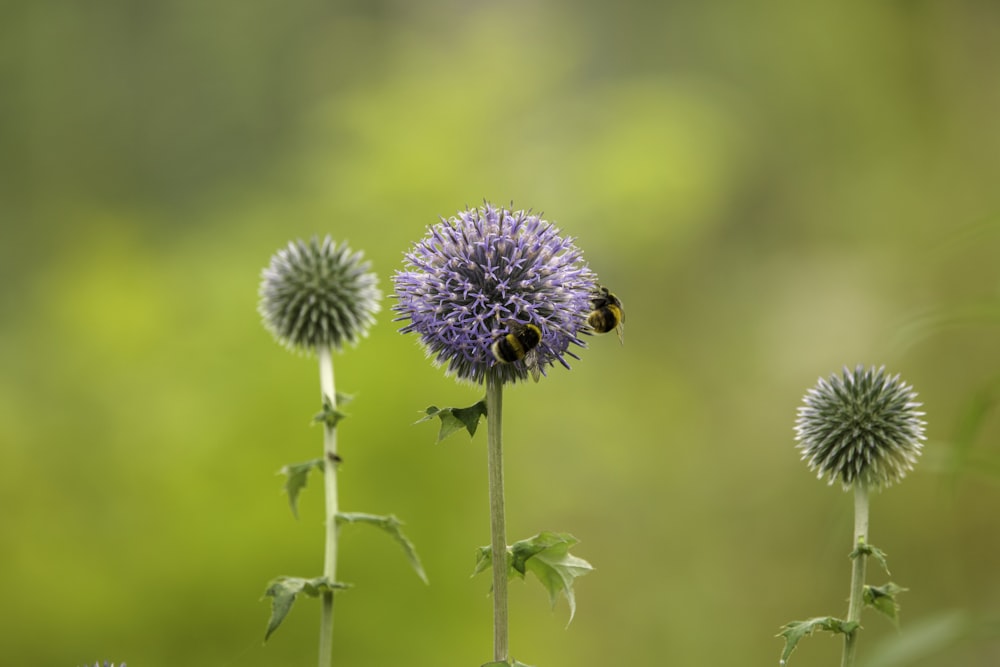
(795, 365), (926, 490)
(393, 203), (598, 384)
(259, 236), (381, 353)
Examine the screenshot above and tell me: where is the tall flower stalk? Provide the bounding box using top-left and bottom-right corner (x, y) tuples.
(316, 346), (340, 666)
(485, 371), (508, 659)
(258, 236), (425, 667)
(779, 365), (926, 667)
(842, 484), (870, 667)
(394, 203), (603, 665)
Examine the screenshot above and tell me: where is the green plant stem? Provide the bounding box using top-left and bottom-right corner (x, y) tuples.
(486, 370), (509, 663)
(841, 483), (870, 667)
(318, 345), (339, 667)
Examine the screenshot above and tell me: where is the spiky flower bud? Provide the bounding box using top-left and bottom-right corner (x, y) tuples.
(795, 365), (926, 490)
(259, 236), (381, 353)
(393, 203), (598, 384)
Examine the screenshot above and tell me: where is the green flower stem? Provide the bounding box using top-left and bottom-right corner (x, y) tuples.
(318, 345), (339, 667)
(486, 370), (509, 663)
(842, 484), (870, 667)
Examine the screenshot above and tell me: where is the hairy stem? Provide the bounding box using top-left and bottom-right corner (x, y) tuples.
(841, 484), (870, 667)
(486, 370), (508, 663)
(318, 346), (339, 667)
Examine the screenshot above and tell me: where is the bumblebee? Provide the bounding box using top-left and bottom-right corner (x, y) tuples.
(491, 321), (543, 382)
(588, 286), (624, 344)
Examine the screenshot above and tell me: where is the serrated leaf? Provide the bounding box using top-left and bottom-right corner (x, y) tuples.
(336, 512), (428, 584)
(777, 617), (859, 665)
(313, 393), (351, 428)
(262, 576), (350, 641)
(520, 536), (593, 623)
(851, 541), (891, 575)
(864, 582), (907, 625)
(475, 531), (593, 623)
(473, 544), (503, 578)
(279, 459), (324, 519)
(416, 400), (487, 442)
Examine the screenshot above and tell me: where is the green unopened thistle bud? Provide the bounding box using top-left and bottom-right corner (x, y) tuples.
(258, 236), (381, 353)
(795, 365), (926, 490)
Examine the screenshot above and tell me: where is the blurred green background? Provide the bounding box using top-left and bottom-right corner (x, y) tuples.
(2, 1), (1000, 665)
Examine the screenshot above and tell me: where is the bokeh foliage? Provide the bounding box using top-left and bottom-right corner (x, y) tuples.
(2, 1), (1000, 665)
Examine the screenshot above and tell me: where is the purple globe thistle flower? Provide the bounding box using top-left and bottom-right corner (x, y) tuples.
(795, 365), (926, 490)
(259, 236), (381, 354)
(393, 203), (599, 384)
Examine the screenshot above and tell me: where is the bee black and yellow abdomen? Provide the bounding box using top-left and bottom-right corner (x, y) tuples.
(491, 336), (524, 363)
(587, 305), (622, 334)
(491, 323), (542, 363)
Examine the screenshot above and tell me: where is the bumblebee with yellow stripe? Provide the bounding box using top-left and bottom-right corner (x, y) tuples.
(491, 321), (543, 382)
(588, 286), (624, 344)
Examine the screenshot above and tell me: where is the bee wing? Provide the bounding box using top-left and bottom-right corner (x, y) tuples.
(616, 321), (624, 345)
(524, 348), (542, 383)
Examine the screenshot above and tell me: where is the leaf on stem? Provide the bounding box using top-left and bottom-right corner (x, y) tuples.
(864, 582), (908, 625)
(474, 531), (593, 623)
(851, 541), (891, 575)
(313, 392), (353, 428)
(416, 400), (488, 442)
(481, 661), (536, 667)
(776, 616), (859, 665)
(262, 575), (351, 641)
(336, 512), (428, 584)
(279, 458), (324, 519)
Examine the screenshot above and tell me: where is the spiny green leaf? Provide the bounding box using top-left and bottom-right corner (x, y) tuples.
(509, 531), (573, 575)
(518, 533), (593, 623)
(416, 400), (487, 442)
(279, 459), (324, 519)
(262, 575), (350, 641)
(473, 544), (516, 581)
(777, 616), (859, 665)
(851, 541), (891, 575)
(473, 544), (504, 578)
(869, 545), (891, 575)
(336, 512), (428, 584)
(864, 582), (908, 625)
(475, 531), (593, 623)
(313, 393), (352, 428)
